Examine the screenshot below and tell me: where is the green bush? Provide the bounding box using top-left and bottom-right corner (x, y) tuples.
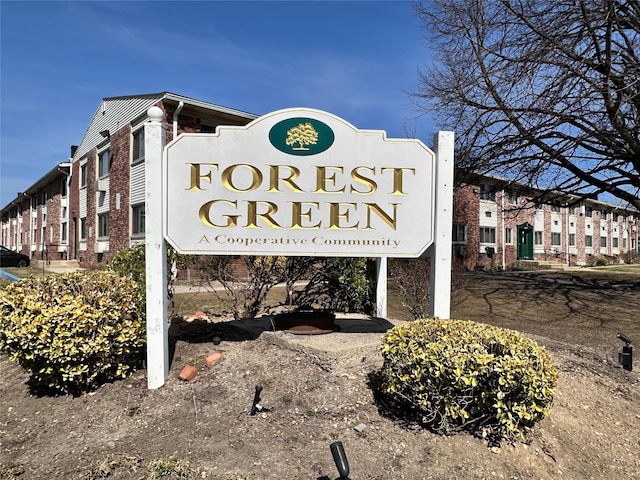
(0, 271), (145, 394)
(324, 257), (375, 314)
(107, 243), (147, 289)
(292, 257), (375, 314)
(595, 256), (609, 266)
(380, 319), (557, 442)
(107, 243), (179, 314)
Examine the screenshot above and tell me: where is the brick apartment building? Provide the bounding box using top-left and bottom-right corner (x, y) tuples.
(1, 92), (256, 268)
(453, 175), (639, 270)
(1, 92), (638, 271)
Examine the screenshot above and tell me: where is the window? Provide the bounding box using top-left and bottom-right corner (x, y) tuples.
(132, 204), (145, 236)
(132, 129), (145, 163)
(551, 232), (561, 246)
(569, 234), (575, 246)
(505, 227), (513, 244)
(80, 163), (87, 188)
(600, 236), (607, 248)
(98, 213), (109, 239)
(600, 209), (608, 219)
(479, 227), (496, 243)
(534, 231), (543, 245)
(507, 190), (518, 205)
(479, 184), (495, 201)
(61, 222), (67, 242)
(613, 237), (618, 248)
(61, 178), (67, 197)
(623, 238), (627, 249)
(585, 206), (593, 217)
(485, 211), (492, 218)
(98, 149), (110, 178)
(551, 204), (561, 213)
(585, 235), (593, 247)
(80, 218), (87, 240)
(569, 206), (577, 215)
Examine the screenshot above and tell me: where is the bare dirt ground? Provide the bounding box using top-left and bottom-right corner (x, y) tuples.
(1, 268), (639, 480)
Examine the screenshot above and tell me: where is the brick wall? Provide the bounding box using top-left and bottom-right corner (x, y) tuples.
(70, 160), (80, 261)
(108, 125), (132, 254)
(79, 149), (98, 268)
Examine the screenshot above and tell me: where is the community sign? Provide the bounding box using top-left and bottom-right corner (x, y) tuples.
(163, 108), (435, 257)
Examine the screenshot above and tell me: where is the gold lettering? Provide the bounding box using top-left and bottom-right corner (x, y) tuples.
(245, 200), (282, 228)
(268, 165), (303, 193)
(198, 200), (239, 228)
(221, 164), (263, 192)
(187, 163), (218, 190)
(381, 167), (415, 195)
(315, 166), (345, 193)
(350, 166), (377, 194)
(364, 203), (398, 230)
(290, 202), (321, 229)
(328, 202), (359, 230)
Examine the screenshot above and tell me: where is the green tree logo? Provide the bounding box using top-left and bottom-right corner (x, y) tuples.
(285, 122), (318, 151)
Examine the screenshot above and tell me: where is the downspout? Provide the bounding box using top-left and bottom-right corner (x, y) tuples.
(57, 162), (72, 260)
(565, 203), (570, 266)
(173, 101), (184, 139)
(501, 189), (505, 270)
(171, 101), (184, 283)
(20, 192), (33, 260)
(610, 210), (613, 257)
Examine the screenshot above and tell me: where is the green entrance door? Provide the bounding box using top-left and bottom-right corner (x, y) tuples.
(517, 223), (534, 260)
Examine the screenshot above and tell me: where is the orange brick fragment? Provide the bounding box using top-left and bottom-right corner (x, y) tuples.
(205, 352), (223, 367)
(178, 364), (198, 381)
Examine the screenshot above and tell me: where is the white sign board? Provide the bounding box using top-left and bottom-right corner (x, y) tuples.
(163, 108), (435, 257)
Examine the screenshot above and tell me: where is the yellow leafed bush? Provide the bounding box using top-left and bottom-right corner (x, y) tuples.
(0, 271), (145, 394)
(380, 319), (558, 442)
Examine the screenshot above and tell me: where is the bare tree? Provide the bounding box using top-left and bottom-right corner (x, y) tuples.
(413, 0), (640, 209)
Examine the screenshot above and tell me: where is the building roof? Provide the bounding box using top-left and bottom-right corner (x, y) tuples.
(459, 169), (639, 214)
(72, 92), (258, 162)
(1, 163), (71, 213)
(1, 92), (258, 213)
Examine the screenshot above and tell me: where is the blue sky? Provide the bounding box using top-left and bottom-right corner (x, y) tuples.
(0, 0), (437, 208)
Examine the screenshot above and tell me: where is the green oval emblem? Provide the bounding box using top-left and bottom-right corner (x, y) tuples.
(269, 117), (334, 156)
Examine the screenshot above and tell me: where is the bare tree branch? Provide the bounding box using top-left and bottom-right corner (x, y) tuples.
(413, 0), (640, 209)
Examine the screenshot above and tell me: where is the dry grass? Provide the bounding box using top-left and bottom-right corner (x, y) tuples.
(172, 266), (640, 353)
(451, 268), (640, 353)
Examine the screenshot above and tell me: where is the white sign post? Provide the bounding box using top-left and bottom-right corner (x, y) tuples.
(145, 107), (453, 388)
(145, 107), (169, 389)
(429, 131), (455, 319)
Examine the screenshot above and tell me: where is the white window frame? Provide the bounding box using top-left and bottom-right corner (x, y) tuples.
(132, 203), (145, 237)
(534, 231), (543, 245)
(479, 226), (496, 244)
(80, 217), (87, 240)
(98, 148), (110, 178)
(132, 128), (145, 165)
(80, 161), (88, 189)
(98, 213), (109, 239)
